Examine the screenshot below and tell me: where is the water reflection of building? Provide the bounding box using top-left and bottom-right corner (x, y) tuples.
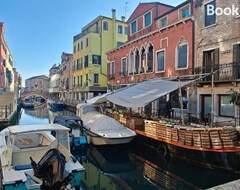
(24, 106), (49, 118)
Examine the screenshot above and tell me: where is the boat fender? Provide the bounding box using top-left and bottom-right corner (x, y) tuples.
(156, 143), (168, 157)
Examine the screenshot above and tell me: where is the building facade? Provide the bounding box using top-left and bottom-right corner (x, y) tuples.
(25, 75), (49, 95)
(59, 52), (73, 102)
(72, 9), (128, 102)
(107, 1), (194, 115)
(0, 22), (15, 93)
(192, 0), (240, 123)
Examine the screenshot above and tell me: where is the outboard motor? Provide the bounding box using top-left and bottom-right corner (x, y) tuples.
(30, 149), (73, 190)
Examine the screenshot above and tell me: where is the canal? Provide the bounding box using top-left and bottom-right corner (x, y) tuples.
(11, 106), (240, 190)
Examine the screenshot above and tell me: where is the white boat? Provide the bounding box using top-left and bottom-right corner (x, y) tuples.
(76, 103), (136, 145)
(0, 124), (85, 190)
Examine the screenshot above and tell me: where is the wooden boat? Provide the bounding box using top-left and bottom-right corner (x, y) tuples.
(76, 103), (136, 145)
(135, 119), (240, 172)
(53, 115), (88, 149)
(0, 124), (85, 189)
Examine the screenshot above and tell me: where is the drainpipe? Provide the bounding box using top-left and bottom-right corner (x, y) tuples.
(112, 9), (116, 48)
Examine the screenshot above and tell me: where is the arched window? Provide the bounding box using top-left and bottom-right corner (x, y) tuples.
(141, 47), (146, 73)
(129, 51), (134, 75)
(135, 49), (140, 74)
(147, 44), (154, 72)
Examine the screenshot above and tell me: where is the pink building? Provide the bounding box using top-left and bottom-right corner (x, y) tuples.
(0, 23), (7, 92)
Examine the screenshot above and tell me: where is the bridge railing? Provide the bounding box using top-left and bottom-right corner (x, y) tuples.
(0, 104), (13, 119)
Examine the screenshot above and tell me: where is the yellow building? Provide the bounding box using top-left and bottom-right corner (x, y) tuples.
(72, 9), (127, 101)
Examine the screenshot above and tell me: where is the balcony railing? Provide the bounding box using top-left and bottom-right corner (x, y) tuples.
(119, 71), (127, 77)
(109, 74), (115, 80)
(194, 62), (240, 82)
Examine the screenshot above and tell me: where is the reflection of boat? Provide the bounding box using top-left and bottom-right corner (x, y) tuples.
(0, 124), (85, 190)
(53, 115), (88, 149)
(77, 103), (136, 145)
(87, 145), (135, 174)
(131, 140), (240, 189)
(22, 98), (35, 108)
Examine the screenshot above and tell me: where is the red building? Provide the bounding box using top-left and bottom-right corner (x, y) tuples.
(107, 0), (194, 87)
(0, 23), (7, 92)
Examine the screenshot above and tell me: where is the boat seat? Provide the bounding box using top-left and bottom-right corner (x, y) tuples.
(15, 164), (32, 170)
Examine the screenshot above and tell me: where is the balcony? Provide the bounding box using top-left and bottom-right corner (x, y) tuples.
(194, 62), (240, 82)
(119, 71), (127, 77)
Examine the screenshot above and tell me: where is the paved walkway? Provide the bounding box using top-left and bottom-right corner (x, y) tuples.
(208, 179), (240, 190)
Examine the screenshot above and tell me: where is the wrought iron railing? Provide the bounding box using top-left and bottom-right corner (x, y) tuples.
(194, 62), (240, 82)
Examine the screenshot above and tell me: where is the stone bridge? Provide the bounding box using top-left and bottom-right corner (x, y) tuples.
(21, 91), (48, 101)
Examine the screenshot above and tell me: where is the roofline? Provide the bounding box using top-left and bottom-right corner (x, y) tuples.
(25, 75), (49, 81)
(155, 0), (192, 20)
(127, 2), (175, 23)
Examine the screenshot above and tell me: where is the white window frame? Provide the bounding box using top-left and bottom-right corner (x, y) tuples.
(110, 61), (115, 75)
(158, 16), (168, 28)
(144, 11), (152, 28)
(178, 4), (191, 19)
(156, 49), (166, 73)
(175, 42), (189, 70)
(130, 20), (137, 35)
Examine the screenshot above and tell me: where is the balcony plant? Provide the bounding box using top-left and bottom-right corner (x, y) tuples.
(228, 88), (240, 126)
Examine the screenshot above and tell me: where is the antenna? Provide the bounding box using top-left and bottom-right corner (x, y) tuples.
(124, 1), (129, 18)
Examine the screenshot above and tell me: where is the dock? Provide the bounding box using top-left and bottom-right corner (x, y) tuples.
(0, 92), (18, 129)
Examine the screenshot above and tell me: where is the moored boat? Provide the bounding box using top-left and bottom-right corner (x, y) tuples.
(53, 115), (88, 149)
(0, 124), (85, 189)
(76, 103), (136, 145)
(22, 98), (35, 108)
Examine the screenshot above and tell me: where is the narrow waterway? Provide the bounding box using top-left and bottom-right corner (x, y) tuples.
(12, 106), (240, 190)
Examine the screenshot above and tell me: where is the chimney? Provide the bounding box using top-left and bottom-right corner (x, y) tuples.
(121, 16), (125, 22)
(112, 9), (116, 20)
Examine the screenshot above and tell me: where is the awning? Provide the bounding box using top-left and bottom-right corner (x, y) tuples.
(86, 92), (112, 104)
(106, 78), (194, 108)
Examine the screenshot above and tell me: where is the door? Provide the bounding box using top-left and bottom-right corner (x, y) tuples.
(201, 95), (212, 121)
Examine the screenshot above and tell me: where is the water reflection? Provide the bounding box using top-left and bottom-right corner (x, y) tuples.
(15, 108), (240, 190)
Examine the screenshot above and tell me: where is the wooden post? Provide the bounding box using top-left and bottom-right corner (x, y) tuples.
(5, 105), (7, 119)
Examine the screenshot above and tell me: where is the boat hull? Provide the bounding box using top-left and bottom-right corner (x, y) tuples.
(50, 102), (65, 111)
(85, 130), (135, 145)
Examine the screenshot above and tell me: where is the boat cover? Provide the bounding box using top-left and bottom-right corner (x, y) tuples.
(82, 111), (131, 133)
(106, 78), (194, 108)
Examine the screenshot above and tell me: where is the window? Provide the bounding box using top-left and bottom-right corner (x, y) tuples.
(81, 41), (83, 49)
(156, 50), (165, 72)
(219, 95), (235, 117)
(131, 21), (137, 34)
(159, 17), (167, 28)
(80, 75), (82, 86)
(144, 12), (152, 27)
(92, 55), (101, 65)
(86, 74), (88, 86)
(86, 38), (88, 47)
(176, 43), (188, 69)
(117, 42), (124, 47)
(205, 0), (216, 27)
(181, 6), (190, 18)
(124, 27), (128, 35)
(77, 59), (80, 70)
(84, 55), (88, 67)
(110, 62), (115, 79)
(121, 58), (127, 76)
(77, 43), (80, 51)
(118, 25), (123, 34)
(77, 76), (80, 86)
(74, 45), (76, 53)
(103, 21), (108, 30)
(94, 73), (99, 84)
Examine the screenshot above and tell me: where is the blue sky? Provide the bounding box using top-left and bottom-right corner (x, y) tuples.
(0, 0), (183, 84)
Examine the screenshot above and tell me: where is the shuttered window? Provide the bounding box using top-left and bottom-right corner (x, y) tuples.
(177, 44), (188, 69)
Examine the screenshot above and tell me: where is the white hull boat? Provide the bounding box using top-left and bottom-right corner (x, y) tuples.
(0, 124), (85, 190)
(77, 103), (136, 145)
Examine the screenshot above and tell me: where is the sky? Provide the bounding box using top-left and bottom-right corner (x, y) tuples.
(0, 0), (183, 84)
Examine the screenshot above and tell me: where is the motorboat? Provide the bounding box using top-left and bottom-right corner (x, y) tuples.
(76, 103), (136, 145)
(22, 98), (35, 108)
(0, 124), (85, 190)
(53, 115), (88, 150)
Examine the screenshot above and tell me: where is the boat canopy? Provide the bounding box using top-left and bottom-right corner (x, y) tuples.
(8, 124), (70, 134)
(85, 78), (194, 108)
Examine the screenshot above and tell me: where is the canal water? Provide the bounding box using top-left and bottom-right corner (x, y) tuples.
(11, 106), (240, 190)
